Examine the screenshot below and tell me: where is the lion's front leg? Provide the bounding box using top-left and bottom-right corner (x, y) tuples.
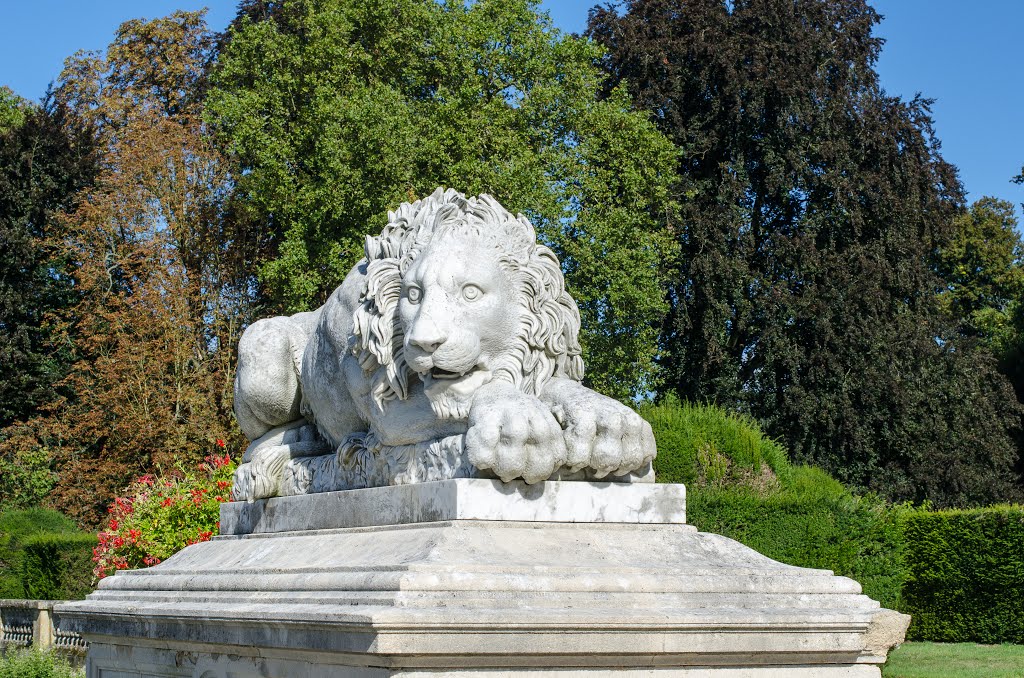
(539, 378), (656, 479)
(465, 382), (568, 484)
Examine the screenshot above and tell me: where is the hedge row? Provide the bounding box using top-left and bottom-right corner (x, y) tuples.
(0, 508), (87, 599)
(641, 398), (791, 490)
(900, 507), (1024, 644)
(20, 532), (97, 600)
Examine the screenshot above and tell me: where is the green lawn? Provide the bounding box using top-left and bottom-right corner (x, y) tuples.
(884, 642), (1024, 678)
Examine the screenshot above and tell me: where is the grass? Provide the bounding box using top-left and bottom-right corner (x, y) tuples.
(884, 642), (1024, 678)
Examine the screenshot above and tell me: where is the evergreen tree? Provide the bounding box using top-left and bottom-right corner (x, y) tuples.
(589, 0), (1022, 505)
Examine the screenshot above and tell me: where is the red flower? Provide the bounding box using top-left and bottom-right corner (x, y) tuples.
(109, 519), (119, 531)
(216, 439), (225, 447)
(161, 497), (174, 507)
(216, 480), (230, 490)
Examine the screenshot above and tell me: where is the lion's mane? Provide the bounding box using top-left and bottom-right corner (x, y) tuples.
(351, 187), (585, 412)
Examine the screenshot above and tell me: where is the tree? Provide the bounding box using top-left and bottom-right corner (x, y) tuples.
(589, 0), (1022, 505)
(0, 97), (98, 430)
(0, 86), (28, 133)
(207, 0), (679, 400)
(0, 12), (257, 525)
(937, 197), (1024, 332)
(937, 196), (1024, 412)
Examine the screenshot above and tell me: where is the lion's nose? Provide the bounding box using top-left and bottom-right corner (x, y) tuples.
(411, 336), (444, 353)
(408, 325), (447, 353)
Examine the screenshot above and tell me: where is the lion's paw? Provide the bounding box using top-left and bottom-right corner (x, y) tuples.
(465, 384), (567, 484)
(230, 448), (291, 501)
(231, 422), (330, 501)
(552, 391), (656, 478)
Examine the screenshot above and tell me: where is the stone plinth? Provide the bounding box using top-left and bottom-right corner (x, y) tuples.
(220, 478), (686, 534)
(57, 481), (908, 677)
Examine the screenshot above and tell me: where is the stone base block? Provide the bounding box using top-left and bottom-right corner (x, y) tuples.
(57, 481), (907, 677)
(221, 477), (686, 534)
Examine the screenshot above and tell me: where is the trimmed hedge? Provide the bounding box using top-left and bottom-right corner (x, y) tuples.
(641, 398), (790, 490)
(19, 532), (97, 600)
(687, 484), (907, 610)
(901, 506), (1024, 643)
(0, 508), (81, 598)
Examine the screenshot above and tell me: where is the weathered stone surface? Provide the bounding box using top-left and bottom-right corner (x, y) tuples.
(220, 478), (686, 535)
(58, 482), (907, 677)
(231, 189), (657, 501)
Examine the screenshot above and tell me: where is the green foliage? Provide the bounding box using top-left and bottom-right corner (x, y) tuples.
(209, 0), (679, 400)
(93, 452), (235, 579)
(0, 86), (28, 133)
(0, 649), (82, 678)
(644, 397), (904, 608)
(900, 506), (1024, 644)
(0, 447), (58, 512)
(641, 397), (790, 490)
(937, 197), (1024, 327)
(0, 508), (81, 598)
(0, 95), (98, 432)
(19, 533), (96, 600)
(943, 199), (1024, 407)
(590, 0), (1023, 505)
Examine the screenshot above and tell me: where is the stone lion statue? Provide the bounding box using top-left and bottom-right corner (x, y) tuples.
(231, 188), (656, 500)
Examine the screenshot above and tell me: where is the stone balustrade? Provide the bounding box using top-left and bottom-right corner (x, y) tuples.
(0, 599), (87, 653)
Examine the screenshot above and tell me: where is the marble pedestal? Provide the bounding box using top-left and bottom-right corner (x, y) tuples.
(57, 480), (908, 678)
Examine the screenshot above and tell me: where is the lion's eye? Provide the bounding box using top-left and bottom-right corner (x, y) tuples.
(407, 286), (422, 304)
(462, 284), (483, 302)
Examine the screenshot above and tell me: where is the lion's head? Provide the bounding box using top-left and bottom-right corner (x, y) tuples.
(351, 188), (584, 419)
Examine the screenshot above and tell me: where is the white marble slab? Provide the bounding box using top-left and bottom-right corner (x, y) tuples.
(219, 478), (686, 535)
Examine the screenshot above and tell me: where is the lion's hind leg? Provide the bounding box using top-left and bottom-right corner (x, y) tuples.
(233, 315), (310, 441)
(232, 422), (331, 501)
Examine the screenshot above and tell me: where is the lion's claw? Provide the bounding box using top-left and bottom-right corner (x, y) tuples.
(543, 381), (656, 479)
(466, 384), (567, 483)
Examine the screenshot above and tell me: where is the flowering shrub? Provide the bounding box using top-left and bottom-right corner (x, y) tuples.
(93, 443), (236, 579)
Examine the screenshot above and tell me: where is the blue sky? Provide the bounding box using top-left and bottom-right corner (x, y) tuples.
(2, 1), (1021, 222)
